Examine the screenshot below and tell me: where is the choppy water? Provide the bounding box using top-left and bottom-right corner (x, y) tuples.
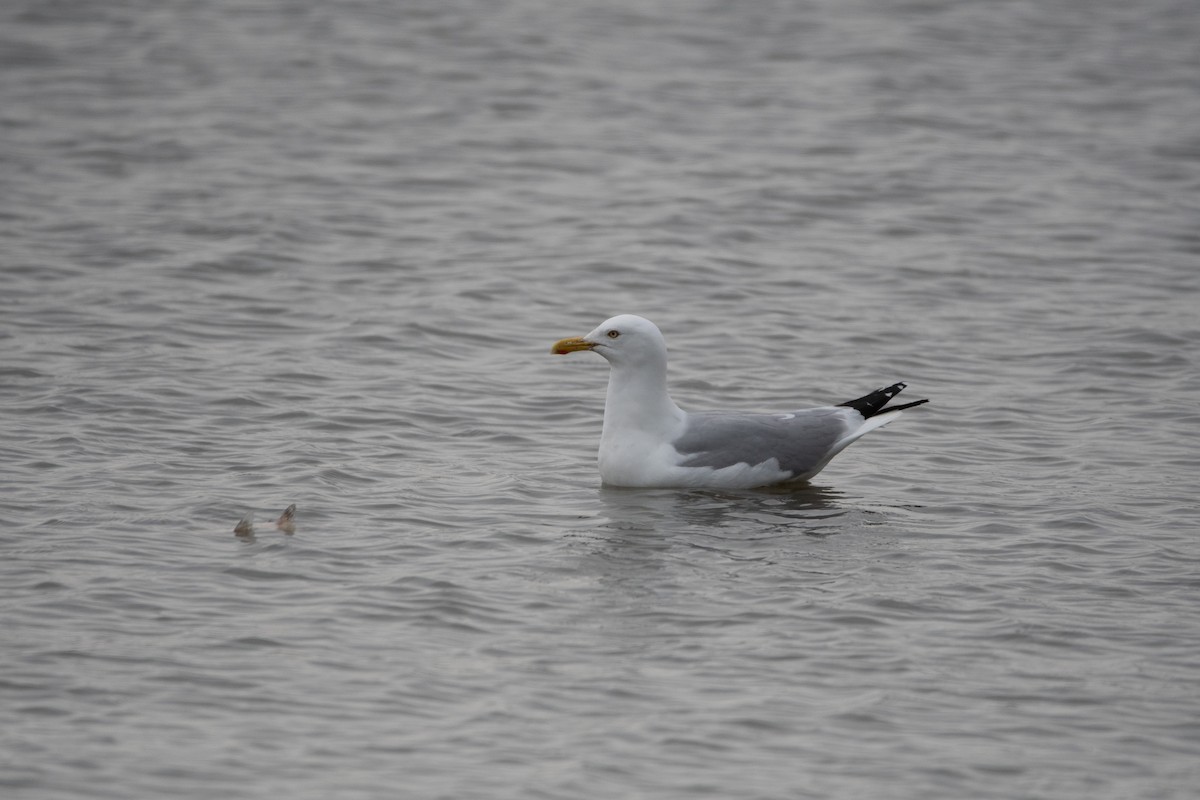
(3, 1), (1200, 798)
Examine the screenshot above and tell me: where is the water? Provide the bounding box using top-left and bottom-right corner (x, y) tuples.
(3, 0), (1199, 797)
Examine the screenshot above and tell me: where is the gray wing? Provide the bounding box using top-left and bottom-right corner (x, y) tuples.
(673, 408), (852, 475)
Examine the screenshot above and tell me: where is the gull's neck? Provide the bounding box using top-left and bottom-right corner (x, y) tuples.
(601, 358), (685, 440)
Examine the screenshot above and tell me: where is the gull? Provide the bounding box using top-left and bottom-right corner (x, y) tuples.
(551, 314), (927, 488)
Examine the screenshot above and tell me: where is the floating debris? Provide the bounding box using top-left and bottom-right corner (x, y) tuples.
(275, 504), (297, 534)
(234, 512), (256, 538)
(233, 505), (297, 538)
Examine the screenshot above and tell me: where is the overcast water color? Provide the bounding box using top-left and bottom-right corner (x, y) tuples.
(2, 1), (1199, 798)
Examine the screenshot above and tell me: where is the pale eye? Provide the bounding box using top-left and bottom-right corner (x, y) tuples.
(607, 330), (620, 339)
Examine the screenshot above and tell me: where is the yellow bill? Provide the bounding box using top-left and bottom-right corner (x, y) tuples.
(551, 336), (595, 355)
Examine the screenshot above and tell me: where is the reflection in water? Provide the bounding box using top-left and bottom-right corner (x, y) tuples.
(595, 483), (851, 540)
(572, 483), (878, 600)
(567, 485), (863, 595)
(567, 485), (869, 646)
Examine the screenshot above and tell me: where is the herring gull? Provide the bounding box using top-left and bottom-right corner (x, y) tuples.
(552, 314), (928, 489)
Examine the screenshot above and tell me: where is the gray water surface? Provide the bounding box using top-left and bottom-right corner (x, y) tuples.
(3, 1), (1199, 798)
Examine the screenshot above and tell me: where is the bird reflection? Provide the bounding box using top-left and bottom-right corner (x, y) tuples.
(595, 483), (848, 540)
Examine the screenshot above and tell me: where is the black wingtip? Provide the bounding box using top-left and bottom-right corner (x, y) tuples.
(882, 398), (929, 413)
(838, 382), (929, 418)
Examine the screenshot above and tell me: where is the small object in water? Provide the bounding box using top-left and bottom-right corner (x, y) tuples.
(234, 512), (256, 538)
(275, 504), (297, 534)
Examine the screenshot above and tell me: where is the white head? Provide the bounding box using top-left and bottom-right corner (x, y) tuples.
(551, 314), (669, 368)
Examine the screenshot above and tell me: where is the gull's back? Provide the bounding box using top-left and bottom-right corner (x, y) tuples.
(673, 407), (861, 479)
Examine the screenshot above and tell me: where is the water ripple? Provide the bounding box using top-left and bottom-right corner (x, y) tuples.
(2, 0), (1199, 798)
